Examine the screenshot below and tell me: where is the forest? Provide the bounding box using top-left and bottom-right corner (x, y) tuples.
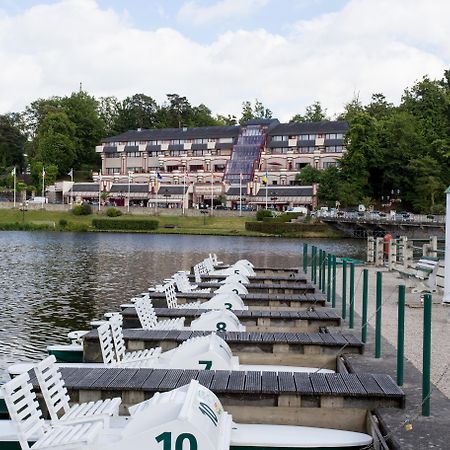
(0, 71), (449, 213)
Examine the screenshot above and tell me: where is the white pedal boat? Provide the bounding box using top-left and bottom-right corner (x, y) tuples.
(0, 379), (372, 449)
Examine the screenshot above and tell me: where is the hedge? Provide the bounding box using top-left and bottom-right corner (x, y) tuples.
(245, 221), (330, 235)
(262, 212), (302, 223)
(0, 222), (54, 231)
(92, 218), (159, 231)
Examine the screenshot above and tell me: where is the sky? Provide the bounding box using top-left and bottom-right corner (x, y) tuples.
(0, 0), (449, 121)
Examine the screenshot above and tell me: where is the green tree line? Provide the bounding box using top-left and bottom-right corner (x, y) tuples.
(0, 72), (449, 212)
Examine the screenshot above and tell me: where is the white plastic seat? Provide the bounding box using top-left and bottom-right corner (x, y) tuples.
(1, 371), (103, 450)
(173, 272), (211, 293)
(134, 297), (185, 330)
(34, 355), (121, 427)
(209, 253), (224, 265)
(164, 281), (201, 309)
(97, 321), (161, 368)
(193, 262), (210, 283)
(109, 315), (162, 367)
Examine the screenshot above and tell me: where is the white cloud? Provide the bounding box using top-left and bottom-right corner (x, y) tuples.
(0, 0), (449, 121)
(177, 0), (269, 26)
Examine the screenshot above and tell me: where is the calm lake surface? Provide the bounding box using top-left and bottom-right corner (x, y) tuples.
(0, 231), (365, 380)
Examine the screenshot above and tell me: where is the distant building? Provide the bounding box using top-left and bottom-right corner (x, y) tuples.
(82, 119), (347, 209)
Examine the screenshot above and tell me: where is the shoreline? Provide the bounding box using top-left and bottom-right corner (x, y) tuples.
(0, 208), (345, 239)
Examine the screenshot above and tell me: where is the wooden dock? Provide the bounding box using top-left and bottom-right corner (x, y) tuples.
(121, 307), (341, 332)
(83, 329), (363, 369)
(29, 367), (404, 432)
(148, 291), (327, 310)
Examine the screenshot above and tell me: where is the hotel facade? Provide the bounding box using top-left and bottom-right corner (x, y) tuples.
(77, 119), (348, 209)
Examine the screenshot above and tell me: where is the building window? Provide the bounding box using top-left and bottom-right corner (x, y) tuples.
(325, 133), (337, 140)
(272, 136), (285, 142)
(106, 168), (121, 175)
(189, 165), (204, 172)
(323, 162), (337, 168)
(127, 167), (144, 173)
(298, 134), (309, 141)
(127, 152), (141, 158)
(105, 152), (120, 158)
(299, 147), (314, 154)
(148, 151), (165, 157)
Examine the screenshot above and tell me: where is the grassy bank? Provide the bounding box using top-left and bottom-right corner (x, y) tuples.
(0, 209), (342, 238)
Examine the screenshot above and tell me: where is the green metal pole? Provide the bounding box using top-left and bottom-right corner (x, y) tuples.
(318, 250), (322, 290)
(303, 243), (308, 274)
(313, 247), (317, 285)
(375, 271), (382, 358)
(327, 254), (331, 303)
(332, 255), (336, 308)
(342, 260), (347, 320)
(397, 285), (405, 386)
(311, 246), (316, 283)
(361, 268), (368, 343)
(422, 293), (432, 416)
(321, 251), (326, 293)
(349, 262), (355, 329)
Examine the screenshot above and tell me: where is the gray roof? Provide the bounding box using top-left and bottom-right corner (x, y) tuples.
(269, 121), (348, 136)
(156, 185), (189, 195)
(102, 125), (240, 143)
(244, 119), (280, 127)
(255, 186), (313, 197)
(72, 183), (99, 192)
(226, 186), (245, 196)
(110, 184), (149, 193)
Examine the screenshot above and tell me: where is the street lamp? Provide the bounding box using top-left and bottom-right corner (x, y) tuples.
(19, 201), (27, 223)
(164, 188), (170, 208)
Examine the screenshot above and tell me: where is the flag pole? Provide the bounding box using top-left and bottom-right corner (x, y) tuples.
(13, 167), (16, 208)
(182, 169), (186, 216)
(127, 172), (131, 213)
(239, 172), (242, 217)
(211, 171), (214, 215)
(265, 176), (268, 210)
(98, 170), (102, 212)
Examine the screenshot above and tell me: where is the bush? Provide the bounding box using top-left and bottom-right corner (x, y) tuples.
(92, 218), (159, 231)
(106, 207), (122, 217)
(0, 222), (53, 231)
(256, 209), (273, 221)
(59, 219), (68, 228)
(72, 203), (92, 216)
(262, 212), (302, 223)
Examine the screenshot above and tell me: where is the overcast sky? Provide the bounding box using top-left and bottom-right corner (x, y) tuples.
(0, 0), (449, 121)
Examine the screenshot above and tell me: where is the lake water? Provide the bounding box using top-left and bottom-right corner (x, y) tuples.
(0, 231), (365, 380)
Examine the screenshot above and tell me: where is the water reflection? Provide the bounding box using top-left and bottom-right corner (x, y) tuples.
(0, 231), (364, 380)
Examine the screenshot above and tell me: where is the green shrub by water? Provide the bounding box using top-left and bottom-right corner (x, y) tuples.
(106, 207), (122, 217)
(256, 209), (273, 221)
(0, 222), (53, 231)
(92, 218), (159, 231)
(72, 204), (92, 216)
(59, 219), (68, 228)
